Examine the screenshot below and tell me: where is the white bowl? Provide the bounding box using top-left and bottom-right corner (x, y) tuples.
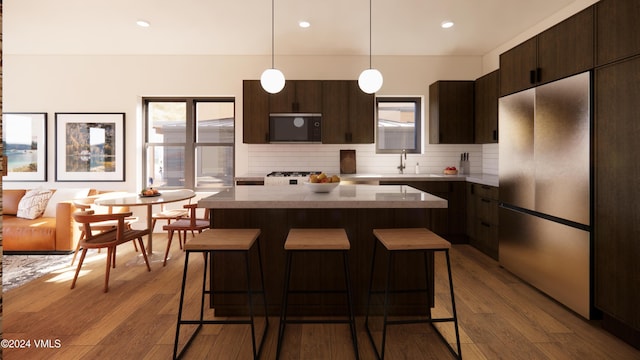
(303, 181), (339, 193)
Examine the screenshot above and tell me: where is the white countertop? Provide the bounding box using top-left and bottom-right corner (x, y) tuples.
(198, 184), (447, 209)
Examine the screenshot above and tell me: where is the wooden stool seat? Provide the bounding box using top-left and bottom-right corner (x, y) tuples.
(284, 228), (350, 250)
(373, 228), (451, 251)
(185, 228), (261, 251)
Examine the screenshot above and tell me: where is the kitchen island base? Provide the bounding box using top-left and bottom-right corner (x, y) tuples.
(208, 207), (440, 316)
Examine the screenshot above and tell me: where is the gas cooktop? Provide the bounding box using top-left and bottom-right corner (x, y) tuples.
(266, 171), (321, 177)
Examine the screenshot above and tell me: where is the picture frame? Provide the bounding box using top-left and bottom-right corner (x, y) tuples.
(55, 112), (125, 182)
(2, 112), (48, 182)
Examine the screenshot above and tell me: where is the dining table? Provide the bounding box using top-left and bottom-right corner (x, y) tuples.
(94, 189), (196, 259)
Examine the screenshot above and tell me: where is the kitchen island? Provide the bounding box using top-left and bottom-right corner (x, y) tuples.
(198, 184), (447, 316)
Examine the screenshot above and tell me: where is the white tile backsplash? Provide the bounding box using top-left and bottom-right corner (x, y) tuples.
(247, 143), (498, 176)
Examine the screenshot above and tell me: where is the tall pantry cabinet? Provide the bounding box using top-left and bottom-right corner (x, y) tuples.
(594, 0), (640, 348)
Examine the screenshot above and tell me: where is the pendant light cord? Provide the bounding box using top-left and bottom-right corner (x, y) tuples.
(369, 0), (372, 69)
(271, 0), (275, 69)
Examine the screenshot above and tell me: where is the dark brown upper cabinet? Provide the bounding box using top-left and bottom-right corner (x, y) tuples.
(243, 80), (270, 144)
(474, 70), (499, 144)
(322, 80), (374, 144)
(269, 80), (322, 113)
(243, 80), (373, 144)
(429, 80), (475, 144)
(596, 0), (640, 67)
(500, 6), (594, 96)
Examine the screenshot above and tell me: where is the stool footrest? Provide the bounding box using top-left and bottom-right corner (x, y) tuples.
(287, 289), (349, 295)
(383, 317), (456, 326)
(283, 318), (354, 325)
(369, 288), (429, 295)
(179, 319), (255, 326)
(204, 290), (265, 295)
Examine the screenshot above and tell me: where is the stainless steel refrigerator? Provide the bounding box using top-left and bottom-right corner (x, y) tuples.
(498, 71), (592, 319)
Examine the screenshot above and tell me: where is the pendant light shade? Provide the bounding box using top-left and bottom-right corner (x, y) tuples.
(261, 68), (285, 94)
(262, 0), (285, 94)
(358, 68), (383, 94)
(359, 0), (383, 94)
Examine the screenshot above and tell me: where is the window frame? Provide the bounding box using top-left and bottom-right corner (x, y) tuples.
(375, 96), (423, 154)
(142, 97), (235, 191)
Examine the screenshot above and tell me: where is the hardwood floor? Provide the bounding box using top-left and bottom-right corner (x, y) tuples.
(3, 234), (639, 359)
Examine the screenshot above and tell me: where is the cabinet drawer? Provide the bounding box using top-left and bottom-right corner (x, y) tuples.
(474, 184), (499, 200)
(476, 197), (499, 224)
(474, 219), (499, 260)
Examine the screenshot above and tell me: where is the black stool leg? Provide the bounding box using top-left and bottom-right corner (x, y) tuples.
(173, 251), (205, 359)
(343, 251), (359, 359)
(379, 250), (394, 360)
(244, 250), (259, 359)
(445, 249), (462, 359)
(256, 238), (270, 354)
(276, 250), (293, 359)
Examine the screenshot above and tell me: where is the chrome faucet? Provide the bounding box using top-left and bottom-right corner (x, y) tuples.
(397, 149), (407, 174)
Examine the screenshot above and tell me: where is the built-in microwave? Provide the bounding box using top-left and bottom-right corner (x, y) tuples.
(269, 113), (322, 143)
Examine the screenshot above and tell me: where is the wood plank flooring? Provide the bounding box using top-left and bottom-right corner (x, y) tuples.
(3, 234), (639, 359)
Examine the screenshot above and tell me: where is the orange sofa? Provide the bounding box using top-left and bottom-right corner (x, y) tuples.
(2, 189), (97, 253)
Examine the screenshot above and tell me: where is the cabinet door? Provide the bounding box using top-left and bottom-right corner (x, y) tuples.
(347, 81), (374, 143)
(595, 57), (640, 331)
(243, 80), (270, 143)
(429, 81), (474, 144)
(269, 81), (297, 112)
(537, 6), (594, 84)
(474, 70), (499, 143)
(322, 80), (374, 144)
(295, 80), (323, 112)
(596, 0), (640, 66)
(499, 37), (537, 96)
(321, 81), (350, 143)
(270, 80), (322, 113)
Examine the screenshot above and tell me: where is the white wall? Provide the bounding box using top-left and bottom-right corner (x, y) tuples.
(3, 53), (485, 191)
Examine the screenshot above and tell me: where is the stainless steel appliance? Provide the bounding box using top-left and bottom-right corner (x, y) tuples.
(264, 171), (321, 186)
(499, 71), (592, 319)
(269, 113), (322, 143)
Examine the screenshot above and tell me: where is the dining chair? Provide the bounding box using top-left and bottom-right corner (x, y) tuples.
(71, 210), (151, 293)
(71, 195), (139, 266)
(162, 203), (210, 266)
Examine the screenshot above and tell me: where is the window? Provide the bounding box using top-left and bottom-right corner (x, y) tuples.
(143, 97), (234, 190)
(376, 97), (422, 154)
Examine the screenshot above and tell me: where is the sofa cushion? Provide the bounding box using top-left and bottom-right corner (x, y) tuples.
(2, 189), (27, 215)
(42, 188), (91, 218)
(17, 189), (53, 219)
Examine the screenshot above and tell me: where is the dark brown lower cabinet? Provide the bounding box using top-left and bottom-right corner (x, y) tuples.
(381, 181), (467, 244)
(595, 55), (640, 347)
(466, 183), (499, 260)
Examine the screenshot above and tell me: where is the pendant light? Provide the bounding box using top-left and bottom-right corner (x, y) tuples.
(358, 0), (383, 94)
(261, 0), (285, 94)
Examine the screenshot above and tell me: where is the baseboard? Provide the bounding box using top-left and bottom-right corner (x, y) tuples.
(602, 313), (640, 350)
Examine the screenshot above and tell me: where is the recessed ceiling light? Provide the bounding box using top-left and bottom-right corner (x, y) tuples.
(441, 21), (454, 29)
(299, 21), (311, 28)
(136, 20), (150, 28)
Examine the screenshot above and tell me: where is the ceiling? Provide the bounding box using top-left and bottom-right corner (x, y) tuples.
(4, 0), (580, 57)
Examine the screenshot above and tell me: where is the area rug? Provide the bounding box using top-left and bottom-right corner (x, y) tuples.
(2, 251), (101, 292)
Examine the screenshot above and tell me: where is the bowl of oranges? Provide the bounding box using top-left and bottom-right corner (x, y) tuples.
(304, 173), (341, 193)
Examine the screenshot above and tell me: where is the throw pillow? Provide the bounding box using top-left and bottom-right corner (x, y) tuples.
(42, 188), (91, 218)
(17, 189), (53, 219)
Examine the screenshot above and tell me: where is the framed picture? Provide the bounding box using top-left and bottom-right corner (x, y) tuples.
(55, 112), (125, 182)
(2, 112), (48, 181)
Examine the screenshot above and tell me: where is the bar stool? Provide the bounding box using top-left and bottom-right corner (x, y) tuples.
(173, 229), (268, 360)
(276, 228), (359, 360)
(365, 228), (462, 359)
